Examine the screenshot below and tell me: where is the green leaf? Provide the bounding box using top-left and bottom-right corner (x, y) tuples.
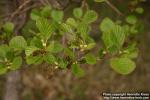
(107, 45), (118, 54)
(102, 24), (126, 50)
(69, 44), (79, 49)
(36, 18), (56, 40)
(83, 10), (98, 24)
(100, 17), (115, 32)
(9, 36), (27, 50)
(3, 22), (14, 33)
(0, 48), (6, 58)
(122, 50), (138, 59)
(126, 15), (137, 24)
(11, 56), (22, 70)
(122, 25), (130, 36)
(0, 63), (7, 75)
(0, 45), (10, 58)
(122, 44), (138, 59)
(6, 51), (14, 61)
(86, 43), (96, 50)
(44, 54), (56, 64)
(78, 22), (90, 40)
(86, 36), (95, 43)
(72, 63), (84, 77)
(41, 6), (51, 18)
(85, 53), (97, 64)
(102, 31), (113, 48)
(130, 26), (138, 34)
(25, 46), (39, 56)
(30, 9), (41, 20)
(73, 8), (83, 19)
(30, 37), (43, 48)
(46, 42), (63, 53)
(66, 18), (77, 28)
(51, 10), (64, 23)
(61, 23), (73, 33)
(78, 22), (89, 33)
(110, 57), (136, 75)
(112, 25), (126, 48)
(59, 59), (68, 69)
(135, 7), (144, 14)
(94, 0), (106, 3)
(26, 56), (43, 65)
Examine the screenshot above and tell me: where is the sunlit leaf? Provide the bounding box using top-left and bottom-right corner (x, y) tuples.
(66, 18), (77, 28)
(100, 17), (115, 32)
(85, 53), (97, 64)
(46, 42), (63, 53)
(51, 10), (64, 23)
(26, 56), (43, 65)
(83, 10), (98, 24)
(135, 7), (144, 14)
(126, 15), (137, 24)
(11, 56), (22, 70)
(44, 54), (56, 64)
(102, 32), (113, 49)
(9, 36), (27, 50)
(30, 37), (43, 48)
(41, 6), (51, 18)
(36, 18), (56, 40)
(3, 22), (14, 33)
(122, 43), (138, 59)
(73, 8), (83, 19)
(101, 18), (128, 53)
(30, 9), (41, 20)
(0, 45), (10, 58)
(25, 46), (39, 57)
(59, 59), (68, 69)
(86, 43), (96, 50)
(61, 23), (73, 33)
(110, 57), (136, 75)
(112, 25), (126, 48)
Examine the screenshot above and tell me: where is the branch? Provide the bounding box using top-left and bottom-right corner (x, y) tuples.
(105, 0), (124, 16)
(38, 0), (48, 6)
(0, 3), (40, 20)
(8, 0), (32, 21)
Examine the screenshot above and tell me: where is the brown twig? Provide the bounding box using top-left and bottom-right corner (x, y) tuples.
(0, 3), (41, 19)
(56, 0), (79, 10)
(8, 0), (32, 21)
(19, 3), (41, 15)
(45, 0), (51, 6)
(105, 0), (124, 16)
(49, 0), (62, 9)
(81, 0), (89, 11)
(38, 0), (47, 6)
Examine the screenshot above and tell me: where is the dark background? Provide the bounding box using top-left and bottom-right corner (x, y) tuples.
(0, 0), (150, 100)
